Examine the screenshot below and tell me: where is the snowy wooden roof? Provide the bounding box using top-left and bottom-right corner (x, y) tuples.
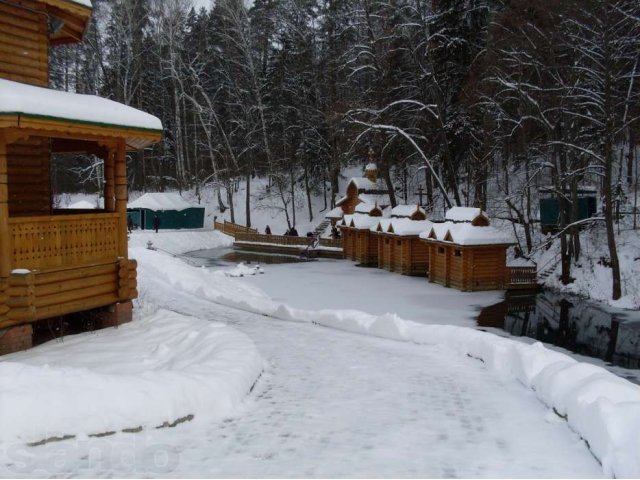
(420, 222), (512, 246)
(365, 163), (377, 171)
(349, 177), (384, 190)
(350, 214), (380, 230)
(37, 0), (93, 45)
(390, 205), (426, 219)
(370, 218), (393, 233)
(128, 193), (201, 212)
(0, 79), (162, 149)
(354, 202), (383, 215)
(325, 207), (344, 219)
(387, 219), (432, 237)
(444, 207), (488, 224)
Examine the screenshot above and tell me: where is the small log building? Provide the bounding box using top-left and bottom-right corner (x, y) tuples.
(383, 219), (432, 276)
(0, 0), (162, 354)
(421, 223), (513, 291)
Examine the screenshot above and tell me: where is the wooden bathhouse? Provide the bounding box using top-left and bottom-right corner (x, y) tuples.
(128, 192), (205, 230)
(335, 163), (391, 215)
(381, 219), (432, 276)
(444, 206), (490, 226)
(350, 214), (381, 266)
(0, 0), (162, 354)
(420, 223), (513, 291)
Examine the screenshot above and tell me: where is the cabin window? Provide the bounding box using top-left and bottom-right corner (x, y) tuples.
(454, 249), (462, 257)
(438, 247), (445, 254)
(396, 240), (401, 246)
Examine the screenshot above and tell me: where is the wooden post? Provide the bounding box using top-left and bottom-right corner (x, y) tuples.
(0, 135), (10, 279)
(114, 140), (128, 259)
(104, 148), (115, 212)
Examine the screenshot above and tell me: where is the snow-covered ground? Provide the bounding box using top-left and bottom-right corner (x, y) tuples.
(3, 229), (640, 477)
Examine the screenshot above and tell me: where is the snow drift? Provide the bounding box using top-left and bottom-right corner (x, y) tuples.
(0, 310), (263, 445)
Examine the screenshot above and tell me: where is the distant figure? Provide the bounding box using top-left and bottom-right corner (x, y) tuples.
(331, 225), (340, 239)
(290, 227), (299, 237)
(265, 225), (272, 235)
(127, 216), (133, 233)
(153, 214), (161, 233)
(306, 231), (313, 237)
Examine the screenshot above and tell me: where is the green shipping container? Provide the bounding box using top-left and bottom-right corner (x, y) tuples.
(127, 192), (205, 230)
(539, 196), (597, 232)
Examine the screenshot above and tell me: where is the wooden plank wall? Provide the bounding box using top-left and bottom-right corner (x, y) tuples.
(0, 1), (49, 86)
(7, 137), (51, 216)
(409, 238), (429, 276)
(366, 232), (378, 266)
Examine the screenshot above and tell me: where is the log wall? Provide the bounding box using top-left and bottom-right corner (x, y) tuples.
(7, 137), (51, 216)
(0, 1), (49, 86)
(0, 259), (138, 329)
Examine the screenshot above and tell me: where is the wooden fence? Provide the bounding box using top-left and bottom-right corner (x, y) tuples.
(318, 238), (343, 249)
(506, 266), (538, 288)
(235, 232), (314, 247)
(214, 220), (258, 237)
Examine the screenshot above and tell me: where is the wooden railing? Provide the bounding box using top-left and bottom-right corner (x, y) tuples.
(319, 238), (342, 249)
(214, 220), (258, 236)
(9, 213), (120, 270)
(235, 232), (313, 246)
(507, 266), (537, 286)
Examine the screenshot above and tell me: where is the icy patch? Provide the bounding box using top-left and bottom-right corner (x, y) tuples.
(0, 310), (263, 445)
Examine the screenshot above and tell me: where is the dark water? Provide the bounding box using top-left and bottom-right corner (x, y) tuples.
(185, 247), (308, 268)
(478, 291), (640, 369)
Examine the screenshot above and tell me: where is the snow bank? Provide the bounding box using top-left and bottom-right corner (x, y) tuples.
(0, 310), (263, 445)
(224, 263), (265, 277)
(128, 229), (232, 254)
(136, 248), (640, 478)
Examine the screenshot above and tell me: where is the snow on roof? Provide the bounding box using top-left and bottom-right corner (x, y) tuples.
(390, 204), (425, 218)
(359, 193), (390, 206)
(419, 222), (452, 241)
(349, 177), (387, 192)
(0, 79), (162, 132)
(340, 214), (354, 227)
(445, 206), (486, 223)
(354, 202), (381, 214)
(420, 222), (512, 246)
(128, 192), (201, 212)
(387, 219), (433, 237)
(365, 163), (377, 171)
(68, 200), (96, 209)
(69, 0), (92, 7)
(370, 218), (393, 233)
(351, 214), (380, 230)
(325, 207), (344, 219)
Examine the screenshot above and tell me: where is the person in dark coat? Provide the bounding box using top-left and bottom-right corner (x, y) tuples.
(153, 214), (161, 233)
(127, 215), (134, 233)
(290, 227), (299, 237)
(265, 225), (272, 235)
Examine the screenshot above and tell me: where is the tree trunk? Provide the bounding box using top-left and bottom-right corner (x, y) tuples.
(245, 173), (251, 228)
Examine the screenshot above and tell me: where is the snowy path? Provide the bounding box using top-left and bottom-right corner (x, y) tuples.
(3, 279), (602, 478)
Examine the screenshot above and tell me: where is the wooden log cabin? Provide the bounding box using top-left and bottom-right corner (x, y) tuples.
(420, 223), (513, 291)
(0, 0), (162, 354)
(382, 219), (432, 276)
(349, 213), (380, 266)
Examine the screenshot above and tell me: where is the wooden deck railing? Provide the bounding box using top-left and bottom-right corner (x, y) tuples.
(9, 213), (120, 270)
(214, 220), (258, 236)
(507, 266), (537, 286)
(235, 232), (313, 247)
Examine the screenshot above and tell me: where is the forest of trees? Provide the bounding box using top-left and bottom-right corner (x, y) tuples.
(49, 0), (639, 299)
